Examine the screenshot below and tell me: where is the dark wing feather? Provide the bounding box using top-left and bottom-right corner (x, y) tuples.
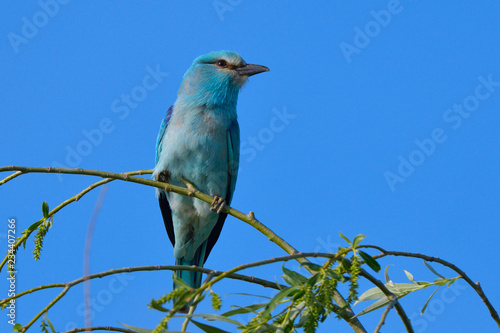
(155, 106), (173, 164)
(156, 106), (175, 246)
(204, 120), (240, 262)
(159, 191), (175, 246)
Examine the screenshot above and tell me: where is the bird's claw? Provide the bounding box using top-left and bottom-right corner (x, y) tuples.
(210, 196), (226, 214)
(180, 177), (197, 197)
(157, 171), (171, 184)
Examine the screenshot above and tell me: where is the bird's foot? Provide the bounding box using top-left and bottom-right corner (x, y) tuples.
(157, 171), (169, 183)
(180, 177), (197, 197)
(210, 196), (226, 214)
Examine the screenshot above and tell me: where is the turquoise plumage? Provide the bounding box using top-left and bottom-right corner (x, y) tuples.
(153, 51), (269, 298)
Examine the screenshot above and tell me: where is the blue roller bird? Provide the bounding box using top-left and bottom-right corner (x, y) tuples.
(153, 51), (269, 296)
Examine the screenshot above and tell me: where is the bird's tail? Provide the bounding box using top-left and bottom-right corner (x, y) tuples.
(173, 241), (207, 312)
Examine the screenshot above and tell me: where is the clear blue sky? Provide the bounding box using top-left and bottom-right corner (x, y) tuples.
(1, 1), (500, 332)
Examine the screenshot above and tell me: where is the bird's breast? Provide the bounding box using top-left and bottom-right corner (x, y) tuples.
(158, 106), (235, 195)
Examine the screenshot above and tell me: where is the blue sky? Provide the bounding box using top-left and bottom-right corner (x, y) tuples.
(1, 1), (500, 332)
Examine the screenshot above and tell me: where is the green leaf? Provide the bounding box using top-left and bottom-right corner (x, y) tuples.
(172, 274), (192, 289)
(325, 269), (343, 281)
(416, 281), (432, 286)
(27, 220), (43, 232)
(42, 201), (49, 219)
(355, 282), (426, 307)
(423, 260), (445, 279)
(291, 289), (305, 301)
(149, 300), (169, 313)
(339, 232), (352, 245)
(352, 234), (366, 248)
(306, 273), (321, 286)
(404, 270), (416, 284)
(225, 292), (271, 299)
(179, 314), (242, 326)
(221, 303), (267, 317)
(420, 287), (440, 315)
(282, 265), (308, 286)
(353, 296), (392, 317)
(262, 286), (298, 318)
(433, 278), (448, 286)
(300, 262), (322, 271)
(384, 265), (393, 283)
(448, 277), (460, 287)
(190, 319), (230, 333)
(354, 286), (387, 304)
(358, 250), (381, 272)
(388, 283), (426, 295)
(12, 323), (23, 332)
(46, 317), (56, 333)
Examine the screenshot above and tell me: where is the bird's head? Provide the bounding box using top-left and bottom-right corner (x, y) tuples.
(177, 50), (269, 107)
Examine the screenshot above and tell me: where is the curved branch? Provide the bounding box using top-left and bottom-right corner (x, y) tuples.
(0, 166), (300, 258)
(0, 169), (152, 272)
(0, 170), (23, 185)
(23, 286), (70, 331)
(0, 264), (284, 308)
(359, 245), (500, 328)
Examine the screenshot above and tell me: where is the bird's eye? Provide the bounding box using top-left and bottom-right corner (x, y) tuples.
(216, 60), (228, 67)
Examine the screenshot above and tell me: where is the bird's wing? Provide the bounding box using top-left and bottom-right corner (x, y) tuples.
(204, 120), (240, 261)
(227, 120), (240, 198)
(156, 106), (176, 246)
(155, 105), (173, 165)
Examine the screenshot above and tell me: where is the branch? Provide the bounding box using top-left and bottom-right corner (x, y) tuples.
(374, 298), (396, 333)
(23, 286), (70, 331)
(0, 170), (23, 185)
(0, 169), (152, 272)
(359, 245), (500, 328)
(0, 166), (366, 333)
(61, 327), (137, 333)
(0, 265), (284, 308)
(0, 166), (313, 261)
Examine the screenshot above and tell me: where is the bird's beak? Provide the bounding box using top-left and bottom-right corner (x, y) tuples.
(235, 64), (270, 77)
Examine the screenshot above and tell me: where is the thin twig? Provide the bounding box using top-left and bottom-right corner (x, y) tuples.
(61, 327), (137, 333)
(182, 273), (215, 332)
(0, 169), (151, 272)
(0, 264), (285, 307)
(0, 170), (23, 185)
(22, 285), (70, 331)
(374, 297), (396, 333)
(359, 245), (500, 328)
